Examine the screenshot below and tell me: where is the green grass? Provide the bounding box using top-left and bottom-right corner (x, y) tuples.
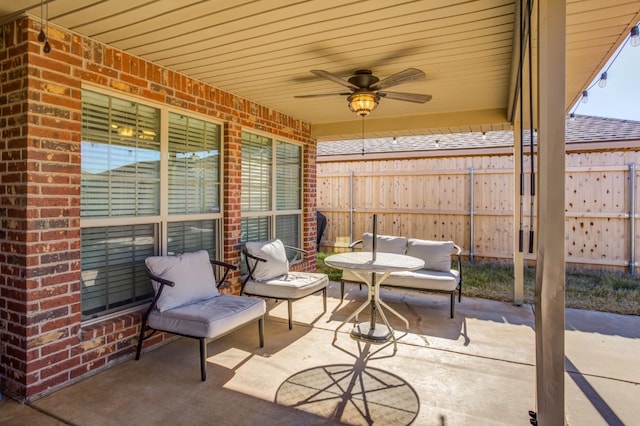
(317, 252), (344, 282)
(317, 253), (640, 316)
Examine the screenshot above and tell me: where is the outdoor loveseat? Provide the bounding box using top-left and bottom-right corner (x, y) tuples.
(341, 233), (462, 318)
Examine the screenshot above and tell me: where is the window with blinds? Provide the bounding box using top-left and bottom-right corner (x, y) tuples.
(80, 89), (222, 321)
(276, 141), (301, 211)
(241, 132), (272, 213)
(168, 113), (221, 214)
(81, 89), (161, 218)
(167, 220), (217, 258)
(81, 225), (155, 319)
(240, 131), (303, 260)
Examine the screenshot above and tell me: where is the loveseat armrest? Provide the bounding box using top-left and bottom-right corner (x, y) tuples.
(452, 244), (463, 300)
(348, 240), (363, 251)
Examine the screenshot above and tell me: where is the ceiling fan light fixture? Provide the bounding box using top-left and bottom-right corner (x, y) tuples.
(348, 92), (379, 117)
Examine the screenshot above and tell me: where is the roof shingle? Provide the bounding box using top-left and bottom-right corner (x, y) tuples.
(317, 115), (640, 156)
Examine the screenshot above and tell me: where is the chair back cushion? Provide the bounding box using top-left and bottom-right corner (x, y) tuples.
(145, 250), (219, 312)
(406, 239), (454, 272)
(245, 239), (289, 281)
(362, 233), (407, 254)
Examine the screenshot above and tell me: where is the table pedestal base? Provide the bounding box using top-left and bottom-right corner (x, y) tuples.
(350, 322), (391, 343)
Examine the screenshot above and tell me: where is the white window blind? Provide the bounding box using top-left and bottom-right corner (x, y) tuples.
(168, 113), (221, 214)
(81, 225), (155, 319)
(241, 132), (271, 212)
(276, 214), (300, 249)
(81, 90), (160, 218)
(167, 220), (217, 258)
(276, 141), (301, 210)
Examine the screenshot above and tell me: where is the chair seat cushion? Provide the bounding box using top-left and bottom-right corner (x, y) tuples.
(243, 271), (328, 300)
(382, 269), (460, 292)
(148, 294), (266, 339)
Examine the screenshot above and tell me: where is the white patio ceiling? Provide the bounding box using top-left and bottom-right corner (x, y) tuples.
(1, 1), (639, 141)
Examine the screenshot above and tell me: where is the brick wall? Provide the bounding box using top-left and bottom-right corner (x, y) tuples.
(0, 16), (316, 400)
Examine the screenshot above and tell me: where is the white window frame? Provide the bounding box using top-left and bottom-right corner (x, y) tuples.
(240, 129), (303, 251)
(80, 85), (224, 321)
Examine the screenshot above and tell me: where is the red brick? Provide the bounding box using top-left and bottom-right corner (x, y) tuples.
(2, 13), (315, 401)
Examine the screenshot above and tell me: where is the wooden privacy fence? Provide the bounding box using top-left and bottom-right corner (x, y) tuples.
(316, 146), (640, 274)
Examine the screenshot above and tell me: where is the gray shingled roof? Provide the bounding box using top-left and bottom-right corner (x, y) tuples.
(317, 115), (640, 156)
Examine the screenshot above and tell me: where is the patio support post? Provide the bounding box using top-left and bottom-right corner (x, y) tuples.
(350, 171), (355, 244)
(536, 0), (566, 423)
(469, 167), (475, 264)
(513, 119), (524, 305)
(511, 0), (524, 305)
(630, 163), (636, 276)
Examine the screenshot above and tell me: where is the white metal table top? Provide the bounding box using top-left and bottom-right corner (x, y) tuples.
(324, 251), (424, 273)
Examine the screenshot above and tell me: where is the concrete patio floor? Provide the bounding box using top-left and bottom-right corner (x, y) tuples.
(2, 281), (639, 425)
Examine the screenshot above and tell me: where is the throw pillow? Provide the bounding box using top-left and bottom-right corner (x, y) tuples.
(406, 239), (454, 272)
(145, 250), (219, 312)
(245, 239), (290, 281)
(362, 233), (408, 254)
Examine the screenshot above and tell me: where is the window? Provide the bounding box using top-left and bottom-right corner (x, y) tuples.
(80, 89), (221, 320)
(168, 113), (221, 215)
(241, 131), (302, 254)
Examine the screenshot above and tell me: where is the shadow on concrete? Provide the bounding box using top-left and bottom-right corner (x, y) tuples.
(276, 342), (419, 426)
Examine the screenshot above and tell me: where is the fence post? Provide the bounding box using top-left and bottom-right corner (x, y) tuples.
(630, 163), (636, 276)
(469, 167), (475, 264)
(350, 171), (355, 244)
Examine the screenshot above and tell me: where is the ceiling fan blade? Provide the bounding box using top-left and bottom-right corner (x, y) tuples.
(311, 70), (359, 89)
(294, 92), (350, 98)
(374, 68), (425, 90)
(378, 91), (432, 103)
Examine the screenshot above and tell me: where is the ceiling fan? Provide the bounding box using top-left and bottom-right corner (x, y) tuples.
(294, 68), (432, 116)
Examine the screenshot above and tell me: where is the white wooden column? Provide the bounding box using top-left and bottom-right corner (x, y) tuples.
(535, 0), (566, 423)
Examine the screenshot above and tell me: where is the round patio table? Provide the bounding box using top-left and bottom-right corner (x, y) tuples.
(325, 251), (424, 350)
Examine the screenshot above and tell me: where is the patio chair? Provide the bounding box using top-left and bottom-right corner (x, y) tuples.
(242, 239), (328, 330)
(136, 250), (266, 381)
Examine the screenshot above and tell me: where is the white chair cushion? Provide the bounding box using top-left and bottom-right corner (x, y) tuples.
(406, 239), (454, 272)
(245, 239), (289, 281)
(145, 250), (219, 312)
(148, 294), (266, 338)
(383, 269), (460, 292)
(362, 233), (408, 254)
(243, 271), (328, 299)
